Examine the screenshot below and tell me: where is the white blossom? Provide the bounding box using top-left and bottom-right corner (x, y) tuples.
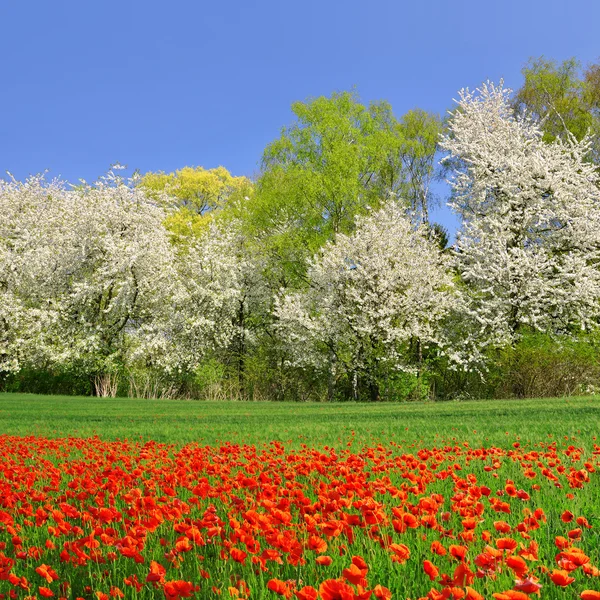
(133, 219), (266, 374)
(0, 170), (175, 375)
(440, 82), (600, 360)
(275, 201), (456, 384)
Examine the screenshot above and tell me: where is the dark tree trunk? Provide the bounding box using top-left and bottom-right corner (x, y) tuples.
(369, 380), (380, 402)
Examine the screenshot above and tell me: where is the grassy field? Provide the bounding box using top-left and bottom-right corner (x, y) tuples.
(2, 393), (600, 599)
(0, 392), (599, 447)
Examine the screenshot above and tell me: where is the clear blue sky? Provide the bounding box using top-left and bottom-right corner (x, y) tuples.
(1, 0), (599, 233)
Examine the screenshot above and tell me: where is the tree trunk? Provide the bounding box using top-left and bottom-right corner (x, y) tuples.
(416, 338), (423, 400)
(327, 351), (336, 402)
(369, 379), (380, 402)
(237, 301), (246, 399)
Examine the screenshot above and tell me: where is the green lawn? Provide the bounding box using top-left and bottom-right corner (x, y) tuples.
(0, 392), (598, 447)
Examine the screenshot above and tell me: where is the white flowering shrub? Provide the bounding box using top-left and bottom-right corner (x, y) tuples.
(133, 219), (267, 378)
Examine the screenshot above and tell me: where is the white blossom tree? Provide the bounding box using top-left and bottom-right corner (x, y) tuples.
(440, 82), (600, 362)
(0, 170), (176, 392)
(275, 201), (456, 400)
(133, 218), (267, 386)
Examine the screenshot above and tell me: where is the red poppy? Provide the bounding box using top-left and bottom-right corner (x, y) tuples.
(423, 560), (439, 581)
(294, 586), (318, 600)
(549, 569), (575, 587)
(319, 579), (355, 600)
(372, 585), (392, 600)
(267, 579), (293, 599)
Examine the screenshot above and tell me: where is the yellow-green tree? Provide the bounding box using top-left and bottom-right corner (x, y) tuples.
(244, 91), (442, 286)
(141, 166), (253, 240)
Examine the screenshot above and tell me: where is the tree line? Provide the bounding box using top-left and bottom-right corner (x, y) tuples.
(2, 57), (600, 401)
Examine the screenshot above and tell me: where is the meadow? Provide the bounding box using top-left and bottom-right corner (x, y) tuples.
(1, 393), (599, 447)
(0, 393), (600, 600)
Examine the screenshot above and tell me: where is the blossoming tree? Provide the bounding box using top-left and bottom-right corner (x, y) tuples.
(0, 169), (176, 392)
(275, 201), (456, 400)
(133, 219), (267, 388)
(441, 82), (600, 363)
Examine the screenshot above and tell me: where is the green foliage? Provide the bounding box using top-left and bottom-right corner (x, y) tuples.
(514, 57), (600, 163)
(244, 91), (441, 285)
(2, 368), (92, 396)
(395, 108), (443, 222)
(428, 222), (449, 250)
(261, 91), (392, 233)
(332, 368), (432, 403)
(193, 358), (227, 398)
(429, 332), (600, 401)
(492, 332), (600, 398)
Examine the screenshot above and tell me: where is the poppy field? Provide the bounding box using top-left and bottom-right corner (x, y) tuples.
(0, 394), (600, 599)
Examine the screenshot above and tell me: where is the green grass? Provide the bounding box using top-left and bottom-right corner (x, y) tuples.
(2, 393), (600, 599)
(1, 392), (599, 447)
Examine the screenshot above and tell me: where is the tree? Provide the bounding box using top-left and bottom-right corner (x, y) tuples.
(133, 219), (267, 391)
(395, 108), (443, 224)
(0, 169), (176, 393)
(275, 201), (456, 401)
(440, 82), (600, 364)
(248, 91), (442, 286)
(141, 166), (253, 242)
(513, 57), (600, 165)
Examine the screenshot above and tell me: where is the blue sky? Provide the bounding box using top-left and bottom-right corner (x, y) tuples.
(1, 0), (599, 233)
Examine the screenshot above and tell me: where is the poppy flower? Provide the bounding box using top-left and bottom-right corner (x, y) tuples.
(164, 580), (197, 600)
(146, 561), (166, 584)
(342, 563), (367, 586)
(373, 585), (392, 599)
(230, 548), (247, 564)
(496, 538), (517, 552)
(513, 576), (542, 594)
(423, 560), (439, 581)
(549, 569), (575, 587)
(267, 579), (293, 599)
(389, 543), (410, 563)
(492, 592), (528, 600)
(494, 521), (511, 533)
(431, 541), (447, 556)
(449, 545), (468, 561)
(318, 579), (355, 600)
(308, 536), (327, 554)
(465, 588), (484, 600)
(505, 556), (528, 578)
(561, 511), (574, 523)
(453, 563), (475, 587)
(35, 565), (59, 584)
(294, 586), (318, 600)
